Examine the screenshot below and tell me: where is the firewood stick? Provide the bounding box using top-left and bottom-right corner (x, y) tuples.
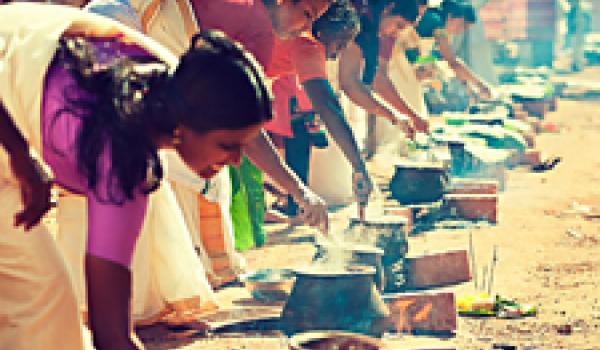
(488, 245), (498, 296)
(469, 231), (478, 290)
(481, 265), (488, 293)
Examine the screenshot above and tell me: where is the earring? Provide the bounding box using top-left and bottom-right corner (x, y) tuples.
(172, 128), (182, 146)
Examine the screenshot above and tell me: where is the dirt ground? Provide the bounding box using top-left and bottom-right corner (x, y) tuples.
(142, 68), (600, 350)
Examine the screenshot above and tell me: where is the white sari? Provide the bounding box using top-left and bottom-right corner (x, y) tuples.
(373, 27), (429, 156)
(47, 0), (220, 326)
(125, 0), (247, 283)
(0, 3), (177, 347)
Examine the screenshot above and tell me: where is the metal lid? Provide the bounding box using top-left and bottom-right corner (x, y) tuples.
(289, 331), (382, 350)
(395, 160), (446, 170)
(316, 242), (384, 255)
(294, 265), (376, 277)
(349, 217), (407, 228)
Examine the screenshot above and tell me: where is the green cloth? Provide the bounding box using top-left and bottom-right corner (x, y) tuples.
(229, 157), (266, 251)
(461, 126), (527, 152)
(503, 119), (532, 134)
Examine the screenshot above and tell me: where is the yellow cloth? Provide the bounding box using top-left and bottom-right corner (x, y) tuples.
(0, 4), (176, 347)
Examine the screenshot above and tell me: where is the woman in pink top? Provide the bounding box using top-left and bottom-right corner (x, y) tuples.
(192, 0), (332, 69)
(1, 30), (272, 349)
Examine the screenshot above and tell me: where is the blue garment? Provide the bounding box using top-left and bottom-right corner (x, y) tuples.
(85, 0), (143, 31)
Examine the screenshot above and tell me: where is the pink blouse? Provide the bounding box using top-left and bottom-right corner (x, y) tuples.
(41, 37), (151, 268)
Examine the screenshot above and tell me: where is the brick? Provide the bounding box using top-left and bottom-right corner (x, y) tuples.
(521, 149), (542, 166)
(511, 102), (524, 112)
(383, 291), (457, 333)
(523, 132), (536, 148)
(444, 193), (498, 223)
(514, 110), (529, 121)
(405, 250), (471, 289)
(522, 100), (549, 118)
(383, 206), (413, 234)
(385, 336), (456, 350)
(447, 179), (498, 195)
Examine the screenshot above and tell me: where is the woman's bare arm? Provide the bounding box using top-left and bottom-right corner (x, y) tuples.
(373, 59), (428, 134)
(435, 30), (492, 98)
(0, 102), (53, 230)
(338, 42), (407, 124)
(86, 255), (141, 350)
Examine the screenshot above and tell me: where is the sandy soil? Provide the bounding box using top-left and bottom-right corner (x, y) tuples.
(142, 68), (600, 350)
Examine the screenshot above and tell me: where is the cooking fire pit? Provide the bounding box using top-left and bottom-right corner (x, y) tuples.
(348, 218), (409, 293)
(389, 161), (449, 205)
(280, 266), (389, 337)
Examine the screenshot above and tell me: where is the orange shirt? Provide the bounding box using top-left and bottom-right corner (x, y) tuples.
(189, 1), (326, 136)
(267, 33), (327, 82)
(265, 34), (326, 136)
(192, 0), (276, 70)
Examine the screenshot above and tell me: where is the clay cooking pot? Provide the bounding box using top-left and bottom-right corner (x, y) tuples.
(280, 266), (390, 337)
(389, 161), (448, 205)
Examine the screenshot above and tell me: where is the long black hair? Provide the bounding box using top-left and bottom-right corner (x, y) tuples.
(56, 30), (272, 203)
(388, 0), (419, 23)
(312, 0), (360, 54)
(352, 0), (419, 83)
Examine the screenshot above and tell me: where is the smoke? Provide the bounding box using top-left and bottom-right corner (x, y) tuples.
(312, 187), (387, 272)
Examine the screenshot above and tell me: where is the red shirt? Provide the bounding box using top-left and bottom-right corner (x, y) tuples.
(192, 0), (327, 80)
(267, 75), (296, 136)
(265, 34), (326, 136)
(191, 1), (326, 136)
(191, 0), (276, 70)
(268, 33), (327, 82)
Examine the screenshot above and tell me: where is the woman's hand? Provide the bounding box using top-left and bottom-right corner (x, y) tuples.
(9, 152), (53, 231)
(294, 186), (329, 234)
(478, 82), (494, 100)
(0, 102), (52, 230)
(388, 110), (416, 140)
(413, 115), (430, 134)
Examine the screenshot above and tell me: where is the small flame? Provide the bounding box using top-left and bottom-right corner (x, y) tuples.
(390, 299), (415, 333)
(413, 302), (433, 323)
(389, 298), (433, 333)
